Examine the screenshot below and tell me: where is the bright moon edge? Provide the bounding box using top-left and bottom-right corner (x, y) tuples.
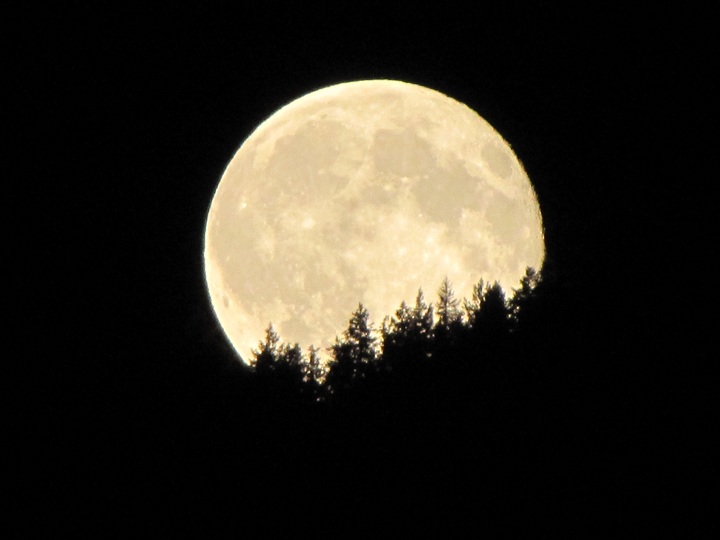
(204, 79), (545, 365)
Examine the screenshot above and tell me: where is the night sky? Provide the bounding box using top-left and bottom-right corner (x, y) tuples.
(13, 3), (710, 535)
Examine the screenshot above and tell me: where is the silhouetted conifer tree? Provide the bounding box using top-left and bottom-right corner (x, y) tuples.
(306, 345), (326, 383)
(435, 277), (463, 349)
(252, 323), (281, 376)
(411, 289), (434, 347)
(508, 267), (542, 330)
(383, 289), (434, 365)
(436, 277), (462, 330)
(275, 342), (305, 389)
(326, 303), (378, 395)
(303, 345), (326, 400)
(383, 300), (413, 346)
(279, 342), (303, 367)
(463, 278), (484, 326)
(470, 282), (510, 344)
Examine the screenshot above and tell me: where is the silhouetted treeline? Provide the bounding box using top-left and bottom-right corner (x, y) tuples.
(250, 267), (542, 404)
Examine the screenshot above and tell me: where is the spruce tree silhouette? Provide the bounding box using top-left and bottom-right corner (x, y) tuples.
(275, 342), (305, 390)
(325, 303), (378, 397)
(508, 266), (542, 333)
(382, 299), (413, 351)
(306, 345), (325, 380)
(463, 278), (486, 326)
(460, 281), (511, 381)
(410, 289), (435, 348)
(252, 324), (308, 407)
(381, 289), (434, 369)
(469, 281), (510, 343)
(436, 276), (463, 329)
(252, 323), (281, 376)
(434, 277), (464, 356)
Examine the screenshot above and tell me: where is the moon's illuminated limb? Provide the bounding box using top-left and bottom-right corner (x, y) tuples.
(204, 80), (544, 364)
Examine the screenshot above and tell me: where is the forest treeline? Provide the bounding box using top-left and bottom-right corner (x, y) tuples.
(251, 267), (542, 402)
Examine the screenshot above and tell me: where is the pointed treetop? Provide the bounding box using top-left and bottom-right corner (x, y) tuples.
(436, 276), (462, 329)
(254, 323), (280, 357)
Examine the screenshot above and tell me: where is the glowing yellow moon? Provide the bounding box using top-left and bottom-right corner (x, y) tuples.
(205, 80), (544, 364)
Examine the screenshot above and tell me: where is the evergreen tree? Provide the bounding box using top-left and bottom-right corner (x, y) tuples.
(436, 277), (462, 329)
(306, 345), (326, 383)
(472, 282), (510, 343)
(435, 277), (463, 347)
(278, 343), (305, 376)
(279, 342), (303, 369)
(382, 301), (413, 354)
(508, 267), (542, 328)
(252, 323), (281, 376)
(276, 342), (305, 389)
(411, 289), (434, 346)
(464, 278), (487, 327)
(304, 345), (327, 400)
(326, 303), (378, 394)
(382, 289), (434, 364)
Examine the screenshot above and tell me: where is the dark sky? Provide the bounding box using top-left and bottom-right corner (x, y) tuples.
(12, 2), (710, 534)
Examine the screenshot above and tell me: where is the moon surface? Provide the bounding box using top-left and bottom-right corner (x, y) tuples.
(204, 80), (544, 364)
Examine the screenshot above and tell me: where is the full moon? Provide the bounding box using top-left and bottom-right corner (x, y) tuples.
(205, 80), (544, 364)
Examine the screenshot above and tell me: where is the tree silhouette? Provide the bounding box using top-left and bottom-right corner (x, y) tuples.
(382, 289), (434, 366)
(326, 303), (378, 395)
(306, 345), (326, 383)
(382, 300), (413, 348)
(252, 323), (281, 376)
(303, 345), (326, 400)
(275, 342), (305, 388)
(436, 277), (462, 330)
(508, 267), (542, 331)
(469, 281), (510, 344)
(434, 277), (464, 353)
(252, 325), (308, 402)
(410, 289), (434, 349)
(463, 278), (486, 327)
